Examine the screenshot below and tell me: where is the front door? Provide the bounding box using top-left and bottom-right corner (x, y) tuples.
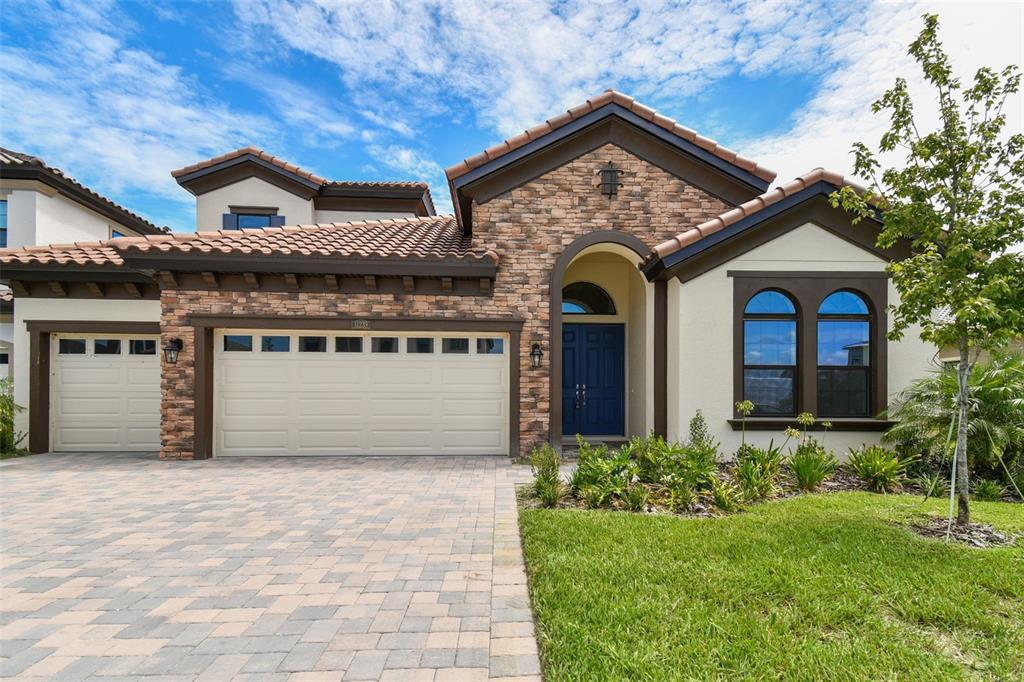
(562, 323), (625, 437)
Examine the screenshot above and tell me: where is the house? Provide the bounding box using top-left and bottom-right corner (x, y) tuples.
(0, 147), (170, 379)
(0, 91), (935, 459)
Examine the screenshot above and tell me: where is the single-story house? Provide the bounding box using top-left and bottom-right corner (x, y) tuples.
(0, 91), (936, 459)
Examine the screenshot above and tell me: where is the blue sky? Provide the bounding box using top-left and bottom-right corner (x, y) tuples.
(1, 0), (1020, 232)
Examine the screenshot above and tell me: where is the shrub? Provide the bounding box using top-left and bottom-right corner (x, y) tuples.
(580, 485), (609, 509)
(848, 445), (916, 493)
(570, 436), (635, 500)
(733, 442), (783, 502)
(0, 378), (26, 454)
(916, 471), (947, 500)
(787, 439), (838, 492)
(972, 479), (1006, 502)
(710, 478), (743, 513)
(625, 434), (674, 484)
(658, 476), (695, 513)
(622, 484), (650, 512)
(688, 409), (718, 452)
(569, 436), (611, 492)
(530, 443), (564, 507)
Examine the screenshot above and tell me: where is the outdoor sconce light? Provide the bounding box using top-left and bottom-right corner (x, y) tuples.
(530, 342), (544, 368)
(163, 338), (183, 364)
(597, 161), (622, 198)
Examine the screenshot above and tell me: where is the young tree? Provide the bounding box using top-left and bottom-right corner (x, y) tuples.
(832, 14), (1024, 524)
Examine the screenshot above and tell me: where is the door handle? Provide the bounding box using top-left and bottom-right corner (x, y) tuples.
(574, 383), (581, 409)
(581, 384), (587, 406)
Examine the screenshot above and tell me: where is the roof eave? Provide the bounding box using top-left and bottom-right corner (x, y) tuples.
(173, 154), (322, 195)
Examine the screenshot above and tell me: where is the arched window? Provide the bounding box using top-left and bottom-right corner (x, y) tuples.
(742, 290), (797, 415)
(817, 290), (871, 416)
(562, 282), (616, 315)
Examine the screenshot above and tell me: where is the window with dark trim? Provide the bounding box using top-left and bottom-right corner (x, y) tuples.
(130, 339), (156, 355)
(0, 199), (7, 248)
(562, 281), (616, 315)
(222, 210), (285, 230)
(817, 291), (871, 417)
(336, 337), (363, 353)
(742, 290), (797, 415)
(731, 272), (889, 424)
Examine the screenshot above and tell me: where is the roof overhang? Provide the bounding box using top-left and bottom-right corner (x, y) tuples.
(0, 166), (165, 236)
(174, 154), (322, 199)
(317, 185), (435, 217)
(641, 183), (900, 282)
(449, 103), (773, 235)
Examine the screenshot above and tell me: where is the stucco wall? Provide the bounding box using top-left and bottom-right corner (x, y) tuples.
(1, 185), (133, 248)
(195, 176), (314, 230)
(669, 221), (936, 457)
(313, 209), (417, 223)
(11, 298), (161, 443)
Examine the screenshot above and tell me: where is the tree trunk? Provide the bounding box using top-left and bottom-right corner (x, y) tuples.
(955, 342), (971, 525)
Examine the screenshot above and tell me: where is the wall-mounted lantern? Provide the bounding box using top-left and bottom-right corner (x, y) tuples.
(530, 342), (544, 369)
(597, 162), (623, 198)
(163, 338), (183, 364)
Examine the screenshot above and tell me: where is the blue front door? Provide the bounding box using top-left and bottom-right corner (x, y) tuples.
(562, 323), (625, 436)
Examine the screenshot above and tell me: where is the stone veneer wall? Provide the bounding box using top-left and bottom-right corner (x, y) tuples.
(160, 144), (730, 459)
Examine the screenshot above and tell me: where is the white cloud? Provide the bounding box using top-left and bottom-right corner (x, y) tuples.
(734, 1), (1024, 186)
(0, 1), (272, 216)
(368, 144), (452, 213)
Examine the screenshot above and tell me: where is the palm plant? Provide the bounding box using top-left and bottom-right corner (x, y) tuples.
(884, 353), (1024, 483)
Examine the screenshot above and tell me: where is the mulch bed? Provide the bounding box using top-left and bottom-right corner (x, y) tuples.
(909, 516), (1021, 548)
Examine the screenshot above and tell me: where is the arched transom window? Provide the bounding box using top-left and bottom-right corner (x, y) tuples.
(562, 281), (616, 315)
(817, 290), (871, 417)
(742, 289), (797, 415)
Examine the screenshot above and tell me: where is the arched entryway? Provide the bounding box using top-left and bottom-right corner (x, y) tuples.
(549, 231), (655, 446)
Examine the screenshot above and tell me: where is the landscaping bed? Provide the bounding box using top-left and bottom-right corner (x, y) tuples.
(519, 493), (1024, 681)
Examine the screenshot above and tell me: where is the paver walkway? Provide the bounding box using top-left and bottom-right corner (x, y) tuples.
(0, 453), (539, 681)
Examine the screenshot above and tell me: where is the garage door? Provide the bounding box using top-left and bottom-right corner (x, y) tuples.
(51, 334), (161, 451)
(214, 330), (510, 456)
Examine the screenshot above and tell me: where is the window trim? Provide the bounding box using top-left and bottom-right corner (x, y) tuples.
(741, 289), (799, 416)
(730, 271), (889, 426)
(816, 290), (873, 417)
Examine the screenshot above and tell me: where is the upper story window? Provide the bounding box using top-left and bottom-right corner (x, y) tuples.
(817, 291), (871, 417)
(0, 199), (7, 247)
(111, 229), (126, 239)
(562, 281), (616, 315)
(222, 208), (285, 230)
(742, 290), (797, 415)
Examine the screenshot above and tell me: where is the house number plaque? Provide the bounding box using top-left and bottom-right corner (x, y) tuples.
(351, 319), (370, 330)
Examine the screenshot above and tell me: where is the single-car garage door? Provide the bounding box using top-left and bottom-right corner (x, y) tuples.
(213, 330), (510, 456)
(51, 334), (161, 451)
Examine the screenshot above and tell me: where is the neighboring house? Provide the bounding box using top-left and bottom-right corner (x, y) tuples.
(172, 146), (435, 230)
(0, 91), (936, 459)
(0, 147), (169, 380)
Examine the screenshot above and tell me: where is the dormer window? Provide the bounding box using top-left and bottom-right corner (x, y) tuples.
(223, 207), (285, 230)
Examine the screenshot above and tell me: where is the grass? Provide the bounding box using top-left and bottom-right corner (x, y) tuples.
(0, 449), (31, 460)
(519, 493), (1024, 681)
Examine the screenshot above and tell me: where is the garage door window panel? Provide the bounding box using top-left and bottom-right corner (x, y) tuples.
(94, 339), (122, 355)
(477, 338), (504, 354)
(299, 336), (327, 352)
(261, 335), (291, 352)
(442, 338), (470, 354)
(130, 339), (156, 355)
(407, 337), (434, 354)
(372, 337), (399, 353)
(224, 335), (253, 352)
(336, 337), (363, 353)
(59, 338), (86, 354)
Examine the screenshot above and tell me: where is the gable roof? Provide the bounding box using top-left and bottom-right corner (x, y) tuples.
(446, 90), (776, 184)
(171, 146), (435, 216)
(641, 168), (891, 280)
(0, 147), (168, 236)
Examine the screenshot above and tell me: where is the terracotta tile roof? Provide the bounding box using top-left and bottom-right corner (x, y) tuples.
(0, 289), (12, 303)
(170, 146), (328, 184)
(445, 90), (776, 183)
(0, 146), (167, 234)
(114, 215), (497, 264)
(650, 168), (866, 260)
(0, 241), (125, 268)
(323, 180), (429, 190)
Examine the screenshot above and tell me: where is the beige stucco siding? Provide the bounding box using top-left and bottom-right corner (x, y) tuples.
(195, 176), (314, 230)
(669, 221), (936, 457)
(313, 209), (417, 223)
(1, 183), (137, 248)
(11, 298), (161, 444)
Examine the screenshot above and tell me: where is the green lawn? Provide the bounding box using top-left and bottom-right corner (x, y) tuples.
(519, 493), (1024, 681)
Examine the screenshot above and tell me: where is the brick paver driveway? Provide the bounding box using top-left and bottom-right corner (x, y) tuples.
(0, 454), (539, 681)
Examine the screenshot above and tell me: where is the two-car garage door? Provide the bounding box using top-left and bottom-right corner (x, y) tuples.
(213, 330), (510, 456)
